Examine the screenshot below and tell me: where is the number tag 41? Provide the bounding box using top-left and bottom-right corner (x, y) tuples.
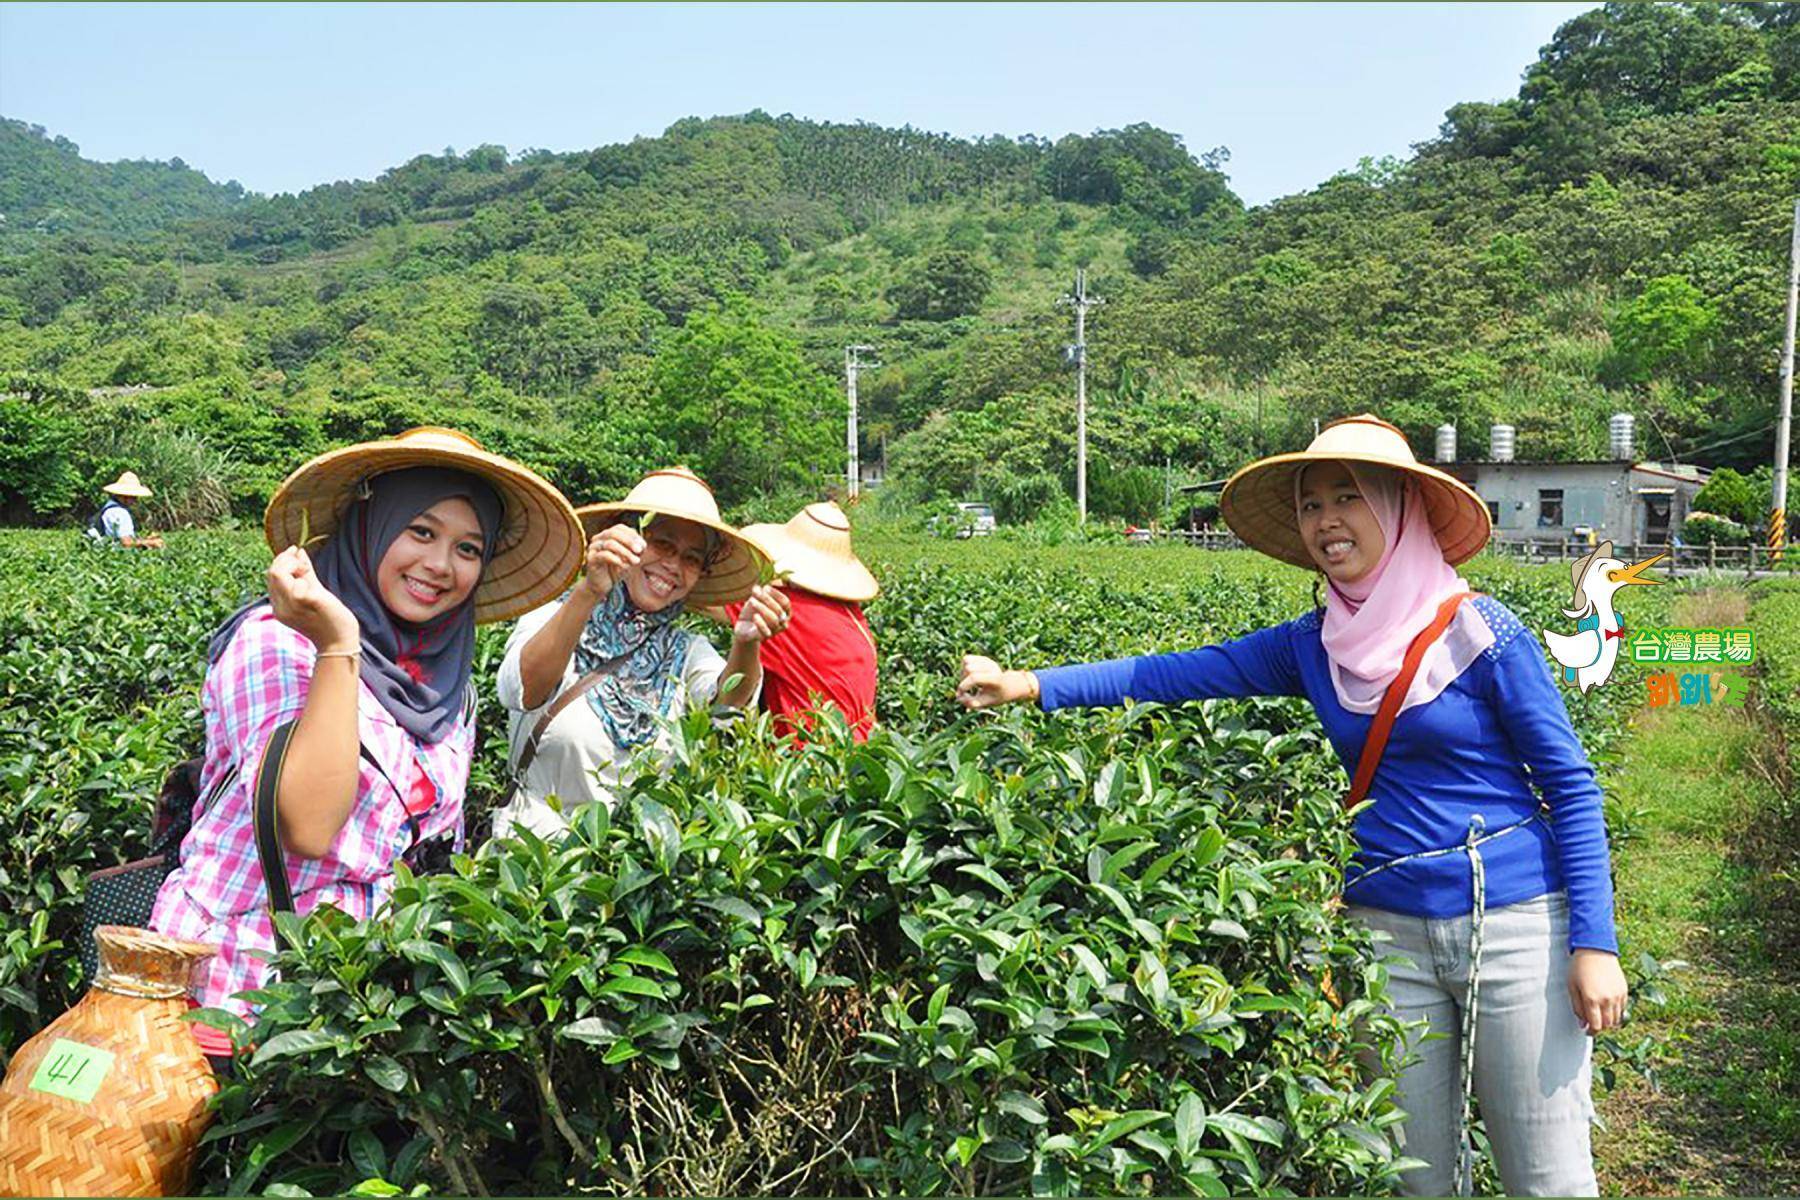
(27, 1038), (115, 1103)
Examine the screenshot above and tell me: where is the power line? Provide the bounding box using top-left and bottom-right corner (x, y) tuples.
(1670, 421), (1776, 460)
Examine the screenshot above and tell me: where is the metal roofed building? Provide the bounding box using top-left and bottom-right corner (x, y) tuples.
(1439, 458), (1709, 545)
(1432, 417), (1709, 547)
(1174, 414), (1713, 552)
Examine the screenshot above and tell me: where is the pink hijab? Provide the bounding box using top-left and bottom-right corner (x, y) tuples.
(1299, 462), (1493, 715)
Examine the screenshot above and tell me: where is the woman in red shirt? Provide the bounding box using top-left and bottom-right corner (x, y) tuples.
(724, 502), (878, 740)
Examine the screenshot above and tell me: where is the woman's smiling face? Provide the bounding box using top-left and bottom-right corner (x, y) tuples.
(624, 517), (708, 612)
(1297, 462), (1386, 585)
(375, 497), (486, 622)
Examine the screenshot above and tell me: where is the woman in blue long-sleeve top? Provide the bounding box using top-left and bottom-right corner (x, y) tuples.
(957, 414), (1627, 1198)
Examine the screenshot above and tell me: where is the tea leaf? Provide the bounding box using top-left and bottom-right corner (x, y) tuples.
(251, 1029), (340, 1066)
(364, 1054), (408, 1093)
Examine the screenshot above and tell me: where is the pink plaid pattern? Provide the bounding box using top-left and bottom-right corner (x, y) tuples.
(151, 609), (472, 1018)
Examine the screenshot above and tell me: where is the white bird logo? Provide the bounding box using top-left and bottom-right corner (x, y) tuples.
(1540, 540), (1664, 693)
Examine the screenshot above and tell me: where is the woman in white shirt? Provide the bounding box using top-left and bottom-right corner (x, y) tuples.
(491, 468), (790, 838)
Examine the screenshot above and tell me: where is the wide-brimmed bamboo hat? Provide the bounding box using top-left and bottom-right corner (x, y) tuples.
(264, 426), (585, 624)
(1220, 413), (1492, 570)
(741, 502), (879, 603)
(576, 467), (768, 606)
(101, 470), (153, 499)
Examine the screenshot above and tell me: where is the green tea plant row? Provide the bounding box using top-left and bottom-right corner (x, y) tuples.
(0, 531), (1653, 1194)
(205, 702), (1412, 1196)
(859, 534), (1651, 772)
(0, 533), (267, 1050)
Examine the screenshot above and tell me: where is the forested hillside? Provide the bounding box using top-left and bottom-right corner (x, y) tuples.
(0, 119), (249, 247)
(3, 2), (1797, 528)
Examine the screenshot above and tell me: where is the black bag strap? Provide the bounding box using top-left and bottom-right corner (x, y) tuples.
(254, 720), (301, 922)
(87, 498), (122, 537)
(253, 721), (418, 941)
(513, 669), (611, 780)
(359, 740), (427, 851)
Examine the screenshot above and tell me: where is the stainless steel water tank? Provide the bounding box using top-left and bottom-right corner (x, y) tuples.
(1609, 412), (1635, 461)
(1489, 424), (1516, 463)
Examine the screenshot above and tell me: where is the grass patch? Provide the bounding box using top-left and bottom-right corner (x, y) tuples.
(1592, 587), (1800, 1196)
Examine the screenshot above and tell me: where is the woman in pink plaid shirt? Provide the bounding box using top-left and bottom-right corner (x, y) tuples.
(150, 429), (582, 1059)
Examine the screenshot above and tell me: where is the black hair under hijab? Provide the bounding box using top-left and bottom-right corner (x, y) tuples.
(209, 466), (504, 743)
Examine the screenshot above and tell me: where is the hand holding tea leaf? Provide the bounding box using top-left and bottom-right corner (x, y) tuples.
(576, 525), (644, 605)
(268, 544), (359, 654)
(732, 583), (791, 646)
(956, 655), (1039, 710)
(756, 555), (796, 588)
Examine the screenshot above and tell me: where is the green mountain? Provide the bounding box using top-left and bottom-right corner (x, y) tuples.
(0, 118), (249, 248)
(3, 2), (1798, 528)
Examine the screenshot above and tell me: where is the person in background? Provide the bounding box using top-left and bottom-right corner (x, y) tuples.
(492, 467), (791, 839)
(957, 414), (1626, 1198)
(86, 470), (164, 548)
(723, 501), (879, 742)
(151, 428), (583, 1061)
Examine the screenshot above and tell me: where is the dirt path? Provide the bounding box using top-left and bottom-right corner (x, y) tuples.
(1592, 588), (1799, 1196)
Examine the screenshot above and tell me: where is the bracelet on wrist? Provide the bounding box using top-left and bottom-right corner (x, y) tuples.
(315, 647), (361, 660)
(1017, 670), (1040, 702)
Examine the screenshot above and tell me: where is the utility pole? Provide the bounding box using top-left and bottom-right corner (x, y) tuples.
(1060, 269), (1104, 522)
(845, 345), (878, 499)
(1772, 198), (1798, 567)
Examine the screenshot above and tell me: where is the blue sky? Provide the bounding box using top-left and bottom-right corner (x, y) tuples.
(0, 2), (1593, 207)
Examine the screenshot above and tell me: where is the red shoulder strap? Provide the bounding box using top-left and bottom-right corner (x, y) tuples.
(1343, 591), (1478, 811)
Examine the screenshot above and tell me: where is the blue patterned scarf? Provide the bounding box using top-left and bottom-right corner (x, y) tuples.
(576, 584), (696, 749)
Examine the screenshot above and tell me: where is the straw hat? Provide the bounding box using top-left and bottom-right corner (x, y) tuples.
(1220, 413), (1492, 570)
(101, 470), (153, 499)
(576, 467), (768, 606)
(264, 426), (585, 624)
(741, 502), (879, 603)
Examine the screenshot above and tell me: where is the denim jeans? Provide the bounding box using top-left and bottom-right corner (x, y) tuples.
(1349, 891), (1599, 1197)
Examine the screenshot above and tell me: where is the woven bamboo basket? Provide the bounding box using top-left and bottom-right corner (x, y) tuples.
(0, 926), (220, 1197)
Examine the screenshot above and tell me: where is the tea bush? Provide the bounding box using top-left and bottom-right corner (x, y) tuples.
(0, 533), (263, 1047)
(202, 704), (1416, 1196)
(0, 530), (1662, 1194)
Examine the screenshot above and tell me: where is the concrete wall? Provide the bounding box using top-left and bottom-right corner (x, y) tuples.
(1442, 462), (1704, 545)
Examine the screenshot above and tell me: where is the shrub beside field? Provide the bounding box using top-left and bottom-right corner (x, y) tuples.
(1749, 576), (1800, 790)
(0, 530), (1653, 1194)
(1745, 576), (1800, 954)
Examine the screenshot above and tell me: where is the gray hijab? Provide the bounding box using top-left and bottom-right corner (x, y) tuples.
(209, 467), (503, 743)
